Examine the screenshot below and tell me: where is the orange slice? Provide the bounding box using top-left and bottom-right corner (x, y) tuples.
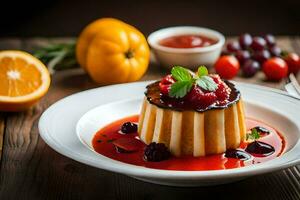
(0, 50), (51, 111)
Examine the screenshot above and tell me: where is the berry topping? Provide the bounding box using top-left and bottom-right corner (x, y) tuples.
(113, 138), (143, 153)
(156, 66), (234, 111)
(121, 122), (138, 134)
(212, 75), (231, 104)
(185, 86), (217, 109)
(159, 75), (175, 96)
(225, 149), (251, 160)
(245, 141), (275, 156)
(144, 142), (171, 162)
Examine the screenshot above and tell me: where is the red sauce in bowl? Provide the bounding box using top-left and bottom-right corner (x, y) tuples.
(92, 115), (285, 171)
(159, 34), (218, 48)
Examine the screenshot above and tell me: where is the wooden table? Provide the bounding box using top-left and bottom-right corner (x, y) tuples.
(0, 37), (300, 200)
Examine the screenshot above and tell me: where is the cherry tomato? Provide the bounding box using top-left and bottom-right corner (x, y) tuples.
(283, 52), (300, 75)
(262, 57), (288, 81)
(214, 55), (240, 79)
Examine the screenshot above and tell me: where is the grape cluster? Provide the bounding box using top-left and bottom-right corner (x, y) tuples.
(224, 34), (278, 77)
(218, 33), (300, 81)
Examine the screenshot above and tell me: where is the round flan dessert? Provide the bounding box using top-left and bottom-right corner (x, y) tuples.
(138, 66), (246, 157)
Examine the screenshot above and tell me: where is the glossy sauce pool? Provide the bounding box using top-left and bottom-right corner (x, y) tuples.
(92, 115), (285, 171)
(159, 34), (218, 48)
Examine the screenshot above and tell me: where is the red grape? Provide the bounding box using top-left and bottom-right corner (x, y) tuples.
(253, 50), (271, 63)
(235, 50), (251, 64)
(242, 60), (260, 77)
(226, 41), (241, 52)
(264, 34), (276, 47)
(239, 33), (253, 49)
(251, 37), (266, 51)
(269, 46), (282, 57)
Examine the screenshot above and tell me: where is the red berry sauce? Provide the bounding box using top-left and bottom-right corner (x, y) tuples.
(159, 34), (217, 49)
(92, 115), (285, 171)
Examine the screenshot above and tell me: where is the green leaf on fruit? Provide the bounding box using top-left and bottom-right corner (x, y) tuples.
(168, 65), (217, 98)
(171, 66), (192, 81)
(246, 128), (260, 141)
(169, 81), (193, 98)
(197, 65), (209, 77)
(196, 76), (218, 91)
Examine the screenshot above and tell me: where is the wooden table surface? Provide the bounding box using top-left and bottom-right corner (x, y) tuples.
(0, 37), (300, 200)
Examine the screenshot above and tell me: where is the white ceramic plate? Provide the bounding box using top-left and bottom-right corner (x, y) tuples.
(39, 81), (300, 186)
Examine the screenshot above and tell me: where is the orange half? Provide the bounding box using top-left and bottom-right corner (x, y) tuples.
(0, 50), (51, 111)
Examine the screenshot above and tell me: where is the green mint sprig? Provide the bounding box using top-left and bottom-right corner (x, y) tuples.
(169, 66), (218, 98)
(246, 128), (261, 141)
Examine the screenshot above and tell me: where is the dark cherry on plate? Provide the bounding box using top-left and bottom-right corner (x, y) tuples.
(225, 149), (251, 161)
(121, 122), (138, 134)
(245, 141), (275, 157)
(159, 34), (217, 49)
(92, 115), (285, 171)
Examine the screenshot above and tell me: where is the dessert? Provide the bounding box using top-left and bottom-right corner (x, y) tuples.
(91, 65), (285, 171)
(138, 66), (246, 156)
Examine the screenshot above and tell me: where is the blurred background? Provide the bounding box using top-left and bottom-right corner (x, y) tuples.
(1, 0), (299, 37)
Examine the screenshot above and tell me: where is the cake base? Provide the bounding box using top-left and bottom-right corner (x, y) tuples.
(138, 97), (246, 157)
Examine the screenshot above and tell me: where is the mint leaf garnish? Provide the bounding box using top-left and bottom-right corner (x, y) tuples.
(169, 81), (193, 98)
(197, 65), (208, 77)
(246, 128), (260, 140)
(196, 76), (218, 91)
(168, 65), (218, 98)
(171, 66), (192, 81)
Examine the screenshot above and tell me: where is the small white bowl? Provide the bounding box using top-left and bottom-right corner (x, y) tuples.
(148, 26), (225, 69)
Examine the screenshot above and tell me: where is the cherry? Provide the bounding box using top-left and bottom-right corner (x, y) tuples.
(225, 149), (251, 160)
(245, 141), (275, 156)
(121, 122), (138, 134)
